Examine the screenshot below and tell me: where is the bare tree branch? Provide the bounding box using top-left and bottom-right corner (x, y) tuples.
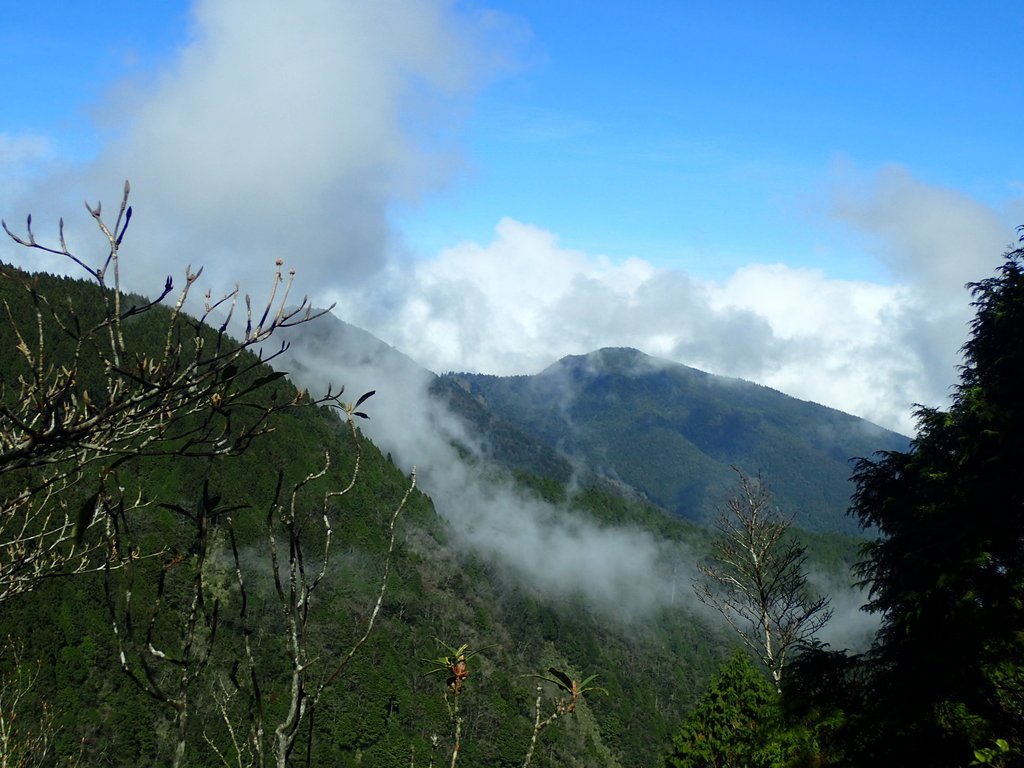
(694, 467), (832, 687)
(206, 413), (415, 768)
(0, 183), (339, 602)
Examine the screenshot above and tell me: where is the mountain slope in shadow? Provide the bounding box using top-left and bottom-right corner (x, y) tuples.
(438, 347), (909, 533)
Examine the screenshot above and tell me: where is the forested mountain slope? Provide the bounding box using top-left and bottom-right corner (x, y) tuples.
(276, 314), (907, 536)
(0, 264), (740, 767)
(5, 198), (1017, 768)
(440, 347), (909, 533)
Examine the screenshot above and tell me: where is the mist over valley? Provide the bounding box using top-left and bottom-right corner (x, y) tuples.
(273, 311), (898, 640)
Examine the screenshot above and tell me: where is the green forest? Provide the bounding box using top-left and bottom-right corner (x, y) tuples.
(1, 192), (1021, 768)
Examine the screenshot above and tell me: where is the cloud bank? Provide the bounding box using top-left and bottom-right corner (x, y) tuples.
(274, 323), (699, 621)
(5, 0), (505, 291)
(334, 177), (1017, 435)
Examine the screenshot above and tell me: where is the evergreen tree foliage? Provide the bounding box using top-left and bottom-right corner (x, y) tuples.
(663, 650), (795, 768)
(847, 231), (1024, 765)
(0, 189), (882, 768)
(0, 256), (726, 767)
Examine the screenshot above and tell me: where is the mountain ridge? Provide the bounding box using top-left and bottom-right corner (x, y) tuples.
(278, 312), (908, 534)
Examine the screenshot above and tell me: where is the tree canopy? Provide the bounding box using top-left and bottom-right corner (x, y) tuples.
(664, 650), (795, 768)
(846, 230), (1024, 765)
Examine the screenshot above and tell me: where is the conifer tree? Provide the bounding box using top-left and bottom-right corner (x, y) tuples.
(848, 230), (1024, 765)
(664, 650), (794, 768)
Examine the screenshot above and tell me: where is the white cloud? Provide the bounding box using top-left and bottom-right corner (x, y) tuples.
(0, 133), (55, 210)
(829, 165), (1019, 416)
(339, 218), (665, 373)
(709, 263), (918, 432)
(6, 0), (508, 296)
(338, 219), (908, 426)
(833, 165), (1010, 293)
(0, 133), (53, 169)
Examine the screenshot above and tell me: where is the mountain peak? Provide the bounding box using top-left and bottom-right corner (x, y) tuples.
(544, 346), (672, 377)
(444, 348), (908, 533)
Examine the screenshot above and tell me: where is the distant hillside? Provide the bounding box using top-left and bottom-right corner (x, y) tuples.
(273, 312), (580, 484)
(438, 347), (909, 533)
(275, 315), (909, 535)
(0, 266), (731, 767)
(1, 218), (886, 766)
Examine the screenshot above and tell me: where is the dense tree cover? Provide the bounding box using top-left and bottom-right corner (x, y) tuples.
(774, 232), (1024, 767)
(0, 187), (337, 606)
(846, 233), (1024, 765)
(442, 349), (908, 534)
(663, 650), (800, 768)
(0, 265), (730, 766)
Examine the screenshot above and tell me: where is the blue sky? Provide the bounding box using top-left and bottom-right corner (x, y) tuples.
(2, 1), (1022, 432)
(405, 2), (1022, 277)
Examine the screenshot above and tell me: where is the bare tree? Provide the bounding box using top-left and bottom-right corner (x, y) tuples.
(103, 475), (228, 768)
(694, 468), (832, 688)
(0, 182), (334, 602)
(0, 637), (56, 768)
(520, 668), (605, 768)
(200, 413), (416, 768)
(2, 185), (415, 766)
